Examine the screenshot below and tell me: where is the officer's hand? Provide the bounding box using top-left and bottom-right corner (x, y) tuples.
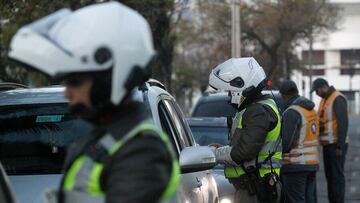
(336, 148), (343, 156)
(208, 143), (223, 149)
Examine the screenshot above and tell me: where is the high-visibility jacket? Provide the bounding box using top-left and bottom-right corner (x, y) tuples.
(225, 98), (282, 178)
(283, 105), (319, 165)
(318, 91), (347, 145)
(61, 120), (180, 203)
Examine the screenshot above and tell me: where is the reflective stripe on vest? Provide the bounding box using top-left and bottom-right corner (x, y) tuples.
(225, 98), (282, 178)
(62, 120), (180, 203)
(282, 105), (320, 165)
(318, 91), (347, 145)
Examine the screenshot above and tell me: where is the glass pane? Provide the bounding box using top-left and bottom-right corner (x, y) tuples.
(193, 101), (237, 117)
(163, 100), (190, 148)
(190, 126), (229, 146)
(0, 104), (92, 175)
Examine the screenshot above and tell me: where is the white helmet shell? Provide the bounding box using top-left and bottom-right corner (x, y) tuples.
(209, 57), (266, 105)
(8, 2), (155, 105)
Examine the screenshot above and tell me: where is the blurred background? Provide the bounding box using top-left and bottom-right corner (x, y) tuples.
(0, 0), (359, 115)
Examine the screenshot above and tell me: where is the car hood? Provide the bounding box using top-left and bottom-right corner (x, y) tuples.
(213, 169), (236, 196)
(9, 174), (62, 203)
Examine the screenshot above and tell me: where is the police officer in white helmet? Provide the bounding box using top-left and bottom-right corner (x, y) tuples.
(209, 58), (282, 203)
(8, 2), (179, 203)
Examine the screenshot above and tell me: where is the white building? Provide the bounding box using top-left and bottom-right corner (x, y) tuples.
(293, 0), (360, 114)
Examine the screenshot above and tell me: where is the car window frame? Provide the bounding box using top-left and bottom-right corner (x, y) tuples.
(160, 96), (191, 148)
(158, 99), (182, 154)
(168, 99), (195, 146)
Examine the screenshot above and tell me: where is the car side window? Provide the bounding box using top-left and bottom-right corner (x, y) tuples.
(162, 99), (191, 148)
(169, 99), (195, 146)
(158, 101), (181, 155)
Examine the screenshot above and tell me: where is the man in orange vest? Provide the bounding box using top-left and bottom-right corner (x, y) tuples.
(311, 78), (349, 203)
(280, 80), (319, 203)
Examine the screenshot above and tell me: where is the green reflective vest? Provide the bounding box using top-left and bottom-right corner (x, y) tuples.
(61, 120), (180, 203)
(225, 98), (282, 178)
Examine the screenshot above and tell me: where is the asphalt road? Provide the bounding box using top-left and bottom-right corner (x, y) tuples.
(317, 115), (360, 203)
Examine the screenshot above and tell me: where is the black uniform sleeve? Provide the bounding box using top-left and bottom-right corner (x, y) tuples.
(101, 134), (172, 203)
(230, 104), (278, 164)
(333, 96), (348, 150)
(281, 109), (302, 153)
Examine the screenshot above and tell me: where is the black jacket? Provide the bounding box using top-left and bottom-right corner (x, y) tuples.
(229, 94), (279, 165)
(60, 102), (172, 203)
(281, 95), (319, 173)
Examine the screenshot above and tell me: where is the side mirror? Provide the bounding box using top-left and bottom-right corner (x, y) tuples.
(179, 146), (217, 174)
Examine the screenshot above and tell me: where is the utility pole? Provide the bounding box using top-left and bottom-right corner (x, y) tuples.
(231, 0), (241, 58)
(308, 31), (314, 101)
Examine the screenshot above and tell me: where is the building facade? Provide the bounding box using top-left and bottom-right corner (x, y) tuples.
(293, 0), (360, 114)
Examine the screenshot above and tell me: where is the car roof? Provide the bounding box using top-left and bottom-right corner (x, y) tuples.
(0, 86), (67, 106)
(186, 117), (228, 127)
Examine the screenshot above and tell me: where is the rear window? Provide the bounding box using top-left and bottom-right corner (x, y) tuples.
(0, 104), (92, 175)
(192, 101), (237, 117)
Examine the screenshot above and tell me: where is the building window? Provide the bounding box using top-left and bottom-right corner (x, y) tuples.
(302, 69), (325, 76)
(340, 68), (360, 75)
(302, 50), (325, 65)
(340, 49), (360, 66)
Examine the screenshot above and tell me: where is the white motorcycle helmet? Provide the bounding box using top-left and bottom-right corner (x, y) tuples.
(209, 57), (267, 107)
(8, 2), (155, 106)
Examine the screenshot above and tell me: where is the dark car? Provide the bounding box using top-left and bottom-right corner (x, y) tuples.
(192, 90), (283, 118)
(187, 117), (236, 203)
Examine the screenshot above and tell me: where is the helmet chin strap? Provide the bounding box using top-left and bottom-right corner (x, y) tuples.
(230, 91), (246, 108)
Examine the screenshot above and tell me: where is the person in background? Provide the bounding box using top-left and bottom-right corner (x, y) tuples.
(8, 2), (179, 203)
(311, 78), (349, 203)
(280, 80), (319, 203)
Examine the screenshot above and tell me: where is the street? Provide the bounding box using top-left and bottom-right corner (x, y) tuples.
(317, 115), (360, 203)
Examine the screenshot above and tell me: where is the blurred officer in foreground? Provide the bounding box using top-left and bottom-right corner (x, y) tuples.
(280, 80), (319, 203)
(8, 2), (179, 203)
(209, 58), (282, 203)
(311, 78), (348, 203)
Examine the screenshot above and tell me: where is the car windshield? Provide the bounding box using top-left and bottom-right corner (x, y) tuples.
(192, 101), (237, 117)
(190, 126), (228, 146)
(0, 104), (92, 175)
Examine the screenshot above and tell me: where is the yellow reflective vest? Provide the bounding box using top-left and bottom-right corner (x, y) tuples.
(61, 120), (180, 203)
(225, 98), (282, 178)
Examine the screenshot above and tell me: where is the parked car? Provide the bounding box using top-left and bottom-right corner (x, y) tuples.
(0, 82), (219, 203)
(192, 90), (283, 118)
(0, 86), (93, 203)
(187, 117), (235, 203)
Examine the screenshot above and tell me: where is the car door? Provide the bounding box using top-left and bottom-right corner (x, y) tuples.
(163, 98), (218, 203)
(0, 163), (17, 203)
(157, 97), (204, 203)
(160, 96), (218, 203)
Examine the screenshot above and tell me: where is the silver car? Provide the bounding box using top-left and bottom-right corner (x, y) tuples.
(187, 117), (236, 203)
(0, 82), (219, 203)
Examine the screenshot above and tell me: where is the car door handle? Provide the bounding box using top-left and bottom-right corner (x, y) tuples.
(196, 177), (202, 188)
